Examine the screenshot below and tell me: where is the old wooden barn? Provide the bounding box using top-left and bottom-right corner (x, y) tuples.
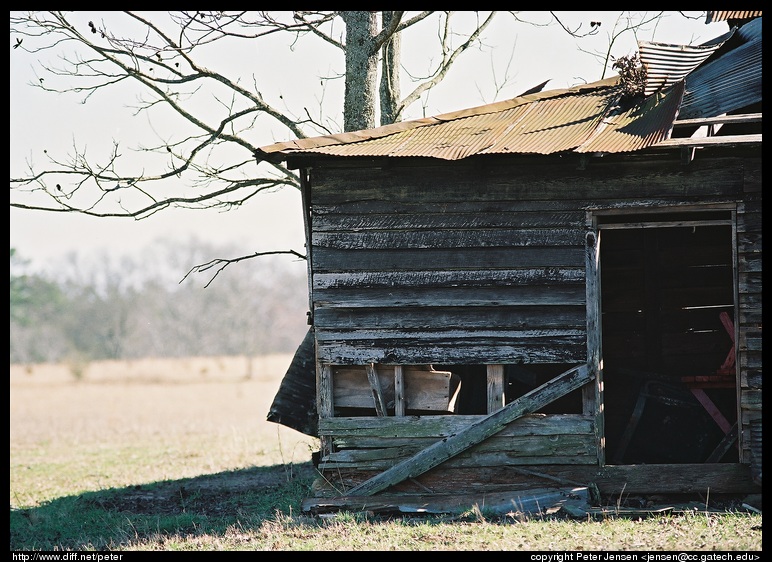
(260, 11), (762, 514)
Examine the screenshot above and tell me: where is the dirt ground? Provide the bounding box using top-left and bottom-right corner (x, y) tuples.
(10, 355), (318, 511)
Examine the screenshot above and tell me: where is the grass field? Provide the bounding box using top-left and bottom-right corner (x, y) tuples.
(10, 356), (762, 551)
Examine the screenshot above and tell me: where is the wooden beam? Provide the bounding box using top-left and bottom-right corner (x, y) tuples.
(366, 363), (388, 416)
(304, 486), (590, 516)
(317, 363), (333, 457)
(344, 364), (592, 497)
(653, 134), (761, 149)
(487, 364), (505, 413)
(584, 229), (604, 464)
(318, 363), (333, 419)
(315, 463), (760, 500)
(394, 366), (405, 417)
(672, 113), (761, 127)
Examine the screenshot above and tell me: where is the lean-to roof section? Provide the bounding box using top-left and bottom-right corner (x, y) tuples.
(679, 18), (762, 120)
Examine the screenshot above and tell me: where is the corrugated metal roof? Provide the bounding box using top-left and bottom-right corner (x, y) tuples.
(256, 18), (760, 164)
(706, 11), (762, 23)
(576, 80), (684, 153)
(638, 28), (734, 96)
(679, 18), (762, 119)
(303, 84), (624, 159)
(258, 76), (682, 160)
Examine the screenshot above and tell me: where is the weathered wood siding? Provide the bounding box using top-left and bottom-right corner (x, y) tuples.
(318, 414), (597, 471)
(736, 156), (761, 471)
(309, 154), (749, 367)
(305, 149), (760, 482)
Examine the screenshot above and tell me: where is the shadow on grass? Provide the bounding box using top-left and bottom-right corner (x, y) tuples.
(10, 461), (318, 551)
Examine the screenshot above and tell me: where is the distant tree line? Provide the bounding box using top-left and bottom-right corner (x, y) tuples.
(10, 241), (310, 364)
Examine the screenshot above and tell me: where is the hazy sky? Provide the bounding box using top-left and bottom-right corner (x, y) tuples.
(10, 11), (726, 273)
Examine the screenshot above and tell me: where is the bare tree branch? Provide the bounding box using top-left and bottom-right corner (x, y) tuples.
(572, 12), (665, 81)
(11, 11), (306, 224)
(370, 11), (404, 54)
(290, 11), (344, 49)
(181, 249), (307, 288)
(11, 10), (698, 279)
(549, 11), (603, 38)
(396, 11), (497, 120)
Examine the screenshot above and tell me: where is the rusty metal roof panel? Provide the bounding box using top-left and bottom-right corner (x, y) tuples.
(303, 105), (533, 160)
(260, 79), (637, 161)
(706, 11), (762, 23)
(257, 78), (621, 160)
(576, 80), (684, 153)
(477, 89), (619, 155)
(305, 86), (623, 159)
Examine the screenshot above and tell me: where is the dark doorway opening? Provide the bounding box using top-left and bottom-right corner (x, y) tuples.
(599, 214), (738, 464)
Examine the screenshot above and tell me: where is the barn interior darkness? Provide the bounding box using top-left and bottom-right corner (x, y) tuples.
(435, 364), (583, 416)
(598, 212), (738, 464)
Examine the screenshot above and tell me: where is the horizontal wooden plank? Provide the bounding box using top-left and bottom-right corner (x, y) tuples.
(302, 486), (592, 516)
(317, 328), (585, 343)
(736, 209), (761, 231)
(312, 228), (584, 249)
(320, 455), (597, 471)
(313, 305), (586, 330)
(738, 253), (762, 273)
(311, 463), (760, 497)
(313, 209), (585, 230)
(740, 350), (761, 370)
(674, 113), (761, 127)
(312, 247), (585, 271)
(313, 285), (586, 308)
(654, 134), (761, 148)
(312, 268), (585, 290)
(315, 195), (747, 217)
(741, 389), (762, 411)
(738, 272), (762, 294)
(320, 413), (594, 437)
(736, 232), (761, 253)
(321, 435), (597, 470)
(311, 157), (746, 204)
(739, 333), (762, 353)
(317, 341), (586, 365)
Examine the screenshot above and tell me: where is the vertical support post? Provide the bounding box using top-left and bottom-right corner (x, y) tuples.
(585, 228), (604, 465)
(487, 364), (505, 413)
(394, 365), (406, 417)
(317, 362), (333, 457)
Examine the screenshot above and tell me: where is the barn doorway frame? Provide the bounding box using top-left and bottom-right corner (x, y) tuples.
(588, 205), (741, 466)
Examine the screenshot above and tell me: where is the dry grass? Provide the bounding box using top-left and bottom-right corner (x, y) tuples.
(10, 356), (762, 551)
(10, 354), (316, 509)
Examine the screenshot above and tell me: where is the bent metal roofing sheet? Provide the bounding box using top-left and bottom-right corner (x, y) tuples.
(257, 76), (683, 162)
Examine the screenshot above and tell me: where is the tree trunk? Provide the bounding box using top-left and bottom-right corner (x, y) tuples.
(341, 11), (379, 132)
(379, 11), (401, 126)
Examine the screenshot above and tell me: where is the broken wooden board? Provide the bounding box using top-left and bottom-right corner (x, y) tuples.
(334, 365), (460, 413)
(303, 486), (590, 517)
(344, 364), (591, 496)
